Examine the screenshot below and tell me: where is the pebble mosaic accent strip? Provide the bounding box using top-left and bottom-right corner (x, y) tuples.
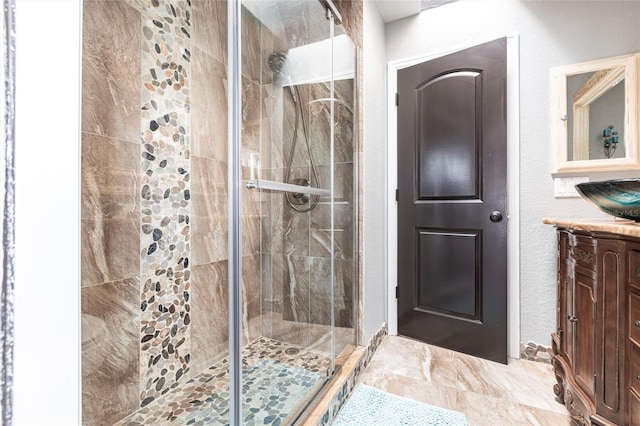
(116, 337), (330, 425)
(520, 341), (553, 364)
(138, 0), (193, 406)
(316, 323), (388, 426)
(363, 324), (388, 367)
(333, 384), (468, 426)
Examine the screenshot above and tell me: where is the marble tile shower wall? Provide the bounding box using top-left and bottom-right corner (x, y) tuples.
(81, 2), (143, 424)
(81, 1), (266, 424)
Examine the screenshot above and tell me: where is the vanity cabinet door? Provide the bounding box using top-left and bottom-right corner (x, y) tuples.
(573, 268), (596, 401)
(567, 233), (597, 401)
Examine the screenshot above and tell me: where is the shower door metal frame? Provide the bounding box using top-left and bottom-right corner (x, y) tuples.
(1, 0), (16, 422)
(328, 4), (337, 373)
(320, 0), (342, 24)
(228, 0), (243, 424)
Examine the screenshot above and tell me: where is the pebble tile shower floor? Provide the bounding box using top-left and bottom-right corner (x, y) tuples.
(115, 338), (330, 425)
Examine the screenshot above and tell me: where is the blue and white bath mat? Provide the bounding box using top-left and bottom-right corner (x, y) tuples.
(333, 384), (468, 426)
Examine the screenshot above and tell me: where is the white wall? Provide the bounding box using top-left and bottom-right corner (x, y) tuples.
(385, 0), (640, 345)
(362, 1), (388, 341)
(14, 0), (81, 424)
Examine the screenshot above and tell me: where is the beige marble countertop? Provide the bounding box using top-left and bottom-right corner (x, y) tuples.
(543, 217), (640, 239)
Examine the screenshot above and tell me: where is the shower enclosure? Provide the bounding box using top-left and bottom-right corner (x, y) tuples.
(80, 0), (357, 424)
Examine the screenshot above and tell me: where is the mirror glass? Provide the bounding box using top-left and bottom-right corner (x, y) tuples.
(551, 53), (639, 174)
(567, 67), (625, 161)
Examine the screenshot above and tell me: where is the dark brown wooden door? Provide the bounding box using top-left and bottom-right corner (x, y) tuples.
(397, 38), (508, 364)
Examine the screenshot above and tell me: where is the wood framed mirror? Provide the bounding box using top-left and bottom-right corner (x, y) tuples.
(551, 53), (640, 174)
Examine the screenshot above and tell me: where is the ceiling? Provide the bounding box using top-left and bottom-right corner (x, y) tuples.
(375, 0), (458, 23)
(375, 0), (422, 23)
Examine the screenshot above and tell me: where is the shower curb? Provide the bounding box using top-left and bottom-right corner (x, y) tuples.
(299, 323), (388, 425)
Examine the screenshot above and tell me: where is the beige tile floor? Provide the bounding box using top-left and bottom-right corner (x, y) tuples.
(358, 335), (572, 426)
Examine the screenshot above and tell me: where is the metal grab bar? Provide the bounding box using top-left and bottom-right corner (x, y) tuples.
(246, 179), (330, 197)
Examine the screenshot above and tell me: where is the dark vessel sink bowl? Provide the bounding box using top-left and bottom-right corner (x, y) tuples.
(575, 179), (640, 221)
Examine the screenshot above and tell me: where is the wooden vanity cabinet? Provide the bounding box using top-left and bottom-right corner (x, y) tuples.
(552, 228), (629, 425)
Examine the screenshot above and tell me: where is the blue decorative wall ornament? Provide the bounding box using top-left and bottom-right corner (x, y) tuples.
(603, 125), (620, 158)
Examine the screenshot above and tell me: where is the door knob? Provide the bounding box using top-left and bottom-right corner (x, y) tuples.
(489, 211), (503, 223)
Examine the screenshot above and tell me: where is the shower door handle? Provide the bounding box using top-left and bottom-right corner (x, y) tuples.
(246, 179), (330, 197)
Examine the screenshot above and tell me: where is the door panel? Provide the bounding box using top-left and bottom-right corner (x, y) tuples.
(397, 38), (507, 363)
(418, 71), (481, 200)
(416, 229), (480, 319)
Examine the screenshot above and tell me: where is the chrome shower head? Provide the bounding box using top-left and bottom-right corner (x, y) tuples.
(267, 52), (288, 75)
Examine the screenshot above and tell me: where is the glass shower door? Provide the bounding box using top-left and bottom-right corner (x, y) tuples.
(233, 0), (338, 423)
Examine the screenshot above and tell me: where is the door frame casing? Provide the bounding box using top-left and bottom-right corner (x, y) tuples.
(386, 34), (521, 359)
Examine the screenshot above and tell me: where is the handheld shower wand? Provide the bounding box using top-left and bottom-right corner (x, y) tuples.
(267, 51), (320, 212)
